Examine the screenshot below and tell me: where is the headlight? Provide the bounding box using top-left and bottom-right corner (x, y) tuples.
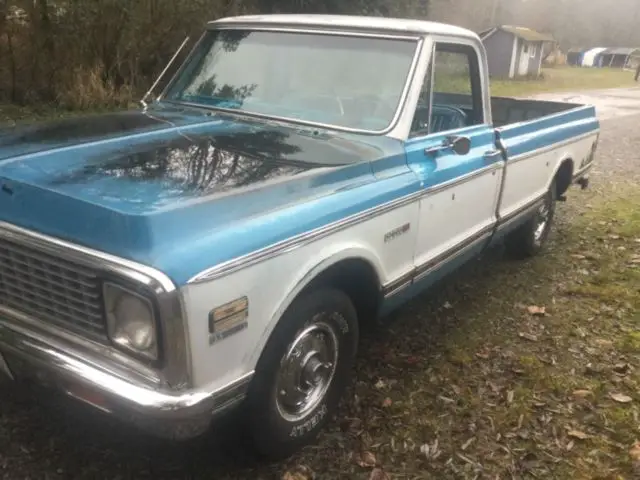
(104, 283), (158, 361)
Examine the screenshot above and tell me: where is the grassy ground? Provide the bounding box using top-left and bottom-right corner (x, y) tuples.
(266, 179), (640, 480)
(490, 66), (638, 97)
(0, 103), (124, 126)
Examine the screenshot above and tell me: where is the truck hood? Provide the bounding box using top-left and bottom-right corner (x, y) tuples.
(0, 104), (405, 285)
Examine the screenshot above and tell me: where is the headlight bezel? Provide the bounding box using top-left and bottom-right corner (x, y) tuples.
(103, 281), (163, 364)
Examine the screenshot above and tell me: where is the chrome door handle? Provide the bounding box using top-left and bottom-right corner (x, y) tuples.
(483, 149), (502, 161)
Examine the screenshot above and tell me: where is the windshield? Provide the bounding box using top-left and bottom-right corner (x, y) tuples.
(163, 29), (419, 132)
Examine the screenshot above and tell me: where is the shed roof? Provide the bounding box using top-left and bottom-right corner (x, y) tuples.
(480, 25), (555, 43)
(602, 47), (640, 56)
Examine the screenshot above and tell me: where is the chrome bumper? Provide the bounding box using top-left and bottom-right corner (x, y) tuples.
(0, 320), (252, 440)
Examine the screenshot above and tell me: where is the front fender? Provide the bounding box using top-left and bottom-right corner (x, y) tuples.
(247, 244), (385, 367)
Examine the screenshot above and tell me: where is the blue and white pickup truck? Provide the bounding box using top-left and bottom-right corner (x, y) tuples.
(0, 15), (598, 458)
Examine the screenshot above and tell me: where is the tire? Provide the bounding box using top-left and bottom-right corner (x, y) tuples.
(505, 179), (557, 258)
(244, 288), (359, 460)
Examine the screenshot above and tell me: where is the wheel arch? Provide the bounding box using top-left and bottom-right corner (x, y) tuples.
(551, 156), (574, 197)
(248, 248), (385, 367)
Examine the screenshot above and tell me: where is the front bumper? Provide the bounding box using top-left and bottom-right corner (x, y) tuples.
(0, 319), (252, 440)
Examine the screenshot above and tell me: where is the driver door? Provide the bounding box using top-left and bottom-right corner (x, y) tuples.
(405, 41), (504, 280)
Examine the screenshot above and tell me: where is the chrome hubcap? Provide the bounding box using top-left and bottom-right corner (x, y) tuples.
(534, 202), (551, 244)
(275, 319), (339, 422)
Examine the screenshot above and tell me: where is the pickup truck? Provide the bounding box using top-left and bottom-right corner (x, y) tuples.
(0, 14), (599, 459)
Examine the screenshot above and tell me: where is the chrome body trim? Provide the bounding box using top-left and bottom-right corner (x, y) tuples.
(0, 222), (192, 390)
(495, 196), (545, 232)
(188, 127), (597, 285)
(413, 226), (493, 281)
(0, 318), (251, 439)
(157, 24), (425, 138)
(505, 130), (599, 164)
(381, 193), (545, 298)
(212, 24), (422, 40)
(187, 161), (504, 284)
(207, 15), (481, 40)
(382, 225), (493, 298)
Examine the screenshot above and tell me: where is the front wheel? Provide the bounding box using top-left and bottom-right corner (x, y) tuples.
(505, 179), (557, 258)
(244, 288), (359, 460)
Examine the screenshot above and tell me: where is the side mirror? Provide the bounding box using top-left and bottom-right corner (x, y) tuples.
(448, 135), (471, 155)
(424, 135), (471, 157)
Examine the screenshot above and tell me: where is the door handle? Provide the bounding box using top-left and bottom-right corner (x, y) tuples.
(483, 149), (502, 162)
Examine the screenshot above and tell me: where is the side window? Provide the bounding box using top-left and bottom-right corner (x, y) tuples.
(410, 43), (484, 138)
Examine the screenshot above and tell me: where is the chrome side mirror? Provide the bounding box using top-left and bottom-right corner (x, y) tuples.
(424, 135), (471, 156)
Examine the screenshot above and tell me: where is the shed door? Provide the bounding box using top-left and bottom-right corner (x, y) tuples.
(518, 41), (531, 76)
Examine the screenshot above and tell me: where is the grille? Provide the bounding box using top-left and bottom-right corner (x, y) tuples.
(0, 237), (106, 340)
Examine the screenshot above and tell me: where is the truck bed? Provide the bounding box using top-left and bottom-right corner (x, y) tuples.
(433, 92), (583, 128)
(431, 91), (598, 177)
(490, 96), (582, 127)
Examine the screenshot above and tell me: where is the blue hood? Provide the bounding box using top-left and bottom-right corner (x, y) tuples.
(0, 104), (406, 285)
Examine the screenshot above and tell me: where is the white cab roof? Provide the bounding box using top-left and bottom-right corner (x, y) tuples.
(209, 14), (479, 40)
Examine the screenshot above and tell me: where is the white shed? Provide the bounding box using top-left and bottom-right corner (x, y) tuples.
(581, 47), (607, 67)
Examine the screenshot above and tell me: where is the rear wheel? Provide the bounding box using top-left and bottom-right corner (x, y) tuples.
(244, 288), (359, 460)
(505, 179), (557, 258)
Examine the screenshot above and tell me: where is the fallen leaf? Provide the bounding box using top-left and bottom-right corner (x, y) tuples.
(526, 305), (546, 316)
(629, 441), (640, 462)
(461, 437), (475, 451)
(519, 332), (538, 342)
(609, 234), (621, 240)
(374, 379), (386, 389)
(405, 356), (420, 365)
(571, 254), (587, 260)
(507, 390), (515, 404)
(610, 393), (633, 404)
(566, 440), (575, 451)
(595, 339), (613, 347)
(354, 451), (377, 468)
(567, 429), (590, 440)
(614, 363), (631, 375)
(575, 327), (587, 338)
(369, 468), (390, 480)
(572, 389), (593, 398)
(282, 466), (313, 480)
(382, 398), (393, 408)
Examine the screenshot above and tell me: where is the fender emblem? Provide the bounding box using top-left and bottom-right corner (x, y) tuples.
(384, 223), (411, 243)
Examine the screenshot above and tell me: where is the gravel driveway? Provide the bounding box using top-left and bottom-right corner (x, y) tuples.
(1, 90), (640, 479)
